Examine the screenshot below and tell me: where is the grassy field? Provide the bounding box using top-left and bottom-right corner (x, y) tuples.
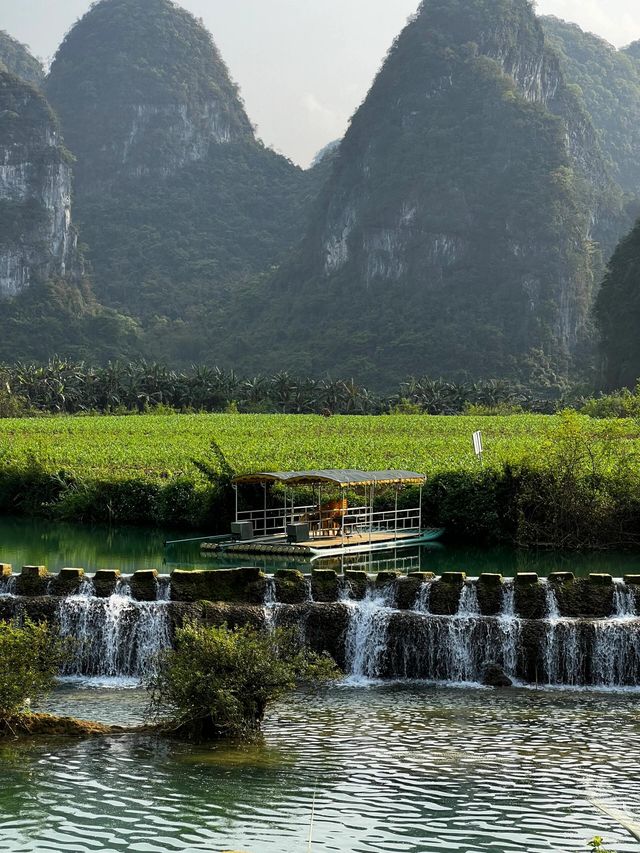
(0, 412), (635, 483)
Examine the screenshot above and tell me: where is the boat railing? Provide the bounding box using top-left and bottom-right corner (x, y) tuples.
(236, 504), (316, 537)
(342, 505), (421, 534)
(236, 504), (422, 539)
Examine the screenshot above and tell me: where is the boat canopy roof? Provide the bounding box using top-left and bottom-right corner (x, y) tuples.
(232, 469), (426, 487)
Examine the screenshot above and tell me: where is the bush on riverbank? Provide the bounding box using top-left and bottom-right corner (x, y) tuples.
(148, 623), (340, 742)
(0, 619), (70, 734)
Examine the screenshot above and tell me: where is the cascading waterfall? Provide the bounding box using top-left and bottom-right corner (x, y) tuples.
(263, 576), (278, 631)
(613, 581), (636, 618)
(0, 575), (16, 596)
(413, 581), (432, 614)
(344, 584), (396, 680)
(157, 577), (171, 601)
(498, 582), (520, 678)
(58, 579), (171, 678)
(398, 582), (522, 683)
(591, 583), (640, 687)
(543, 581), (584, 687)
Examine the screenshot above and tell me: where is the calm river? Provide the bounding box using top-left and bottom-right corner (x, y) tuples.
(0, 683), (636, 852)
(1, 515), (640, 578)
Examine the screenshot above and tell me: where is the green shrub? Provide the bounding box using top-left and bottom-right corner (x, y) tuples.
(0, 620), (69, 722)
(148, 623), (340, 742)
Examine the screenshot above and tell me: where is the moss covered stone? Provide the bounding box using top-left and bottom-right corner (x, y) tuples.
(514, 581), (546, 619)
(93, 569), (121, 598)
(130, 569), (158, 601)
(515, 573), (539, 586)
(589, 573), (613, 586)
(50, 568), (85, 597)
(0, 563), (12, 577)
(311, 569), (339, 603)
(16, 566), (49, 597)
(624, 575), (640, 585)
(477, 575), (503, 616)
(395, 574), (432, 610)
(548, 572), (575, 584)
(170, 568), (264, 603)
(274, 569), (308, 604)
(441, 572), (466, 585)
(429, 579), (463, 615)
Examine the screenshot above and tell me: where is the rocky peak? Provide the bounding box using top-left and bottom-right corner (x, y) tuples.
(0, 69), (75, 299)
(46, 0), (254, 189)
(0, 31), (44, 88)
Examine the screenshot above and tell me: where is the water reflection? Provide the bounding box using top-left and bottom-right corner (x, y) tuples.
(0, 514), (639, 578)
(3, 683), (639, 852)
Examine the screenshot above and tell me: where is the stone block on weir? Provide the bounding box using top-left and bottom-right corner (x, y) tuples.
(50, 567), (85, 597)
(130, 569), (158, 601)
(441, 572), (466, 585)
(274, 569), (308, 604)
(311, 568), (339, 603)
(16, 565), (50, 597)
(93, 569), (121, 598)
(548, 572), (575, 584)
(589, 573), (613, 586)
(515, 573), (538, 586)
(478, 573), (502, 586)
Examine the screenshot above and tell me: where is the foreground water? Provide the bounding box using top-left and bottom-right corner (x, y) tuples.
(2, 514), (640, 578)
(0, 683), (637, 852)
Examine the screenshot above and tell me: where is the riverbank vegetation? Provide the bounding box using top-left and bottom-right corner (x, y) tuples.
(1, 410), (639, 548)
(0, 618), (86, 737)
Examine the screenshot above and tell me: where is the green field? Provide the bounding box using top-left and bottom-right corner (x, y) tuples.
(0, 412), (634, 483)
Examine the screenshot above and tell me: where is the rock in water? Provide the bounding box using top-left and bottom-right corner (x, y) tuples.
(482, 662), (513, 688)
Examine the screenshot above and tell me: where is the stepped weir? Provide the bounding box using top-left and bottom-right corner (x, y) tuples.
(1, 562), (639, 687)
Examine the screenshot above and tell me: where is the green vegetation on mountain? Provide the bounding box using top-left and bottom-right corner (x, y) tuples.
(0, 31), (44, 87)
(45, 0), (321, 347)
(73, 143), (320, 326)
(596, 217), (640, 389)
(541, 16), (640, 198)
(234, 0), (618, 388)
(46, 0), (253, 188)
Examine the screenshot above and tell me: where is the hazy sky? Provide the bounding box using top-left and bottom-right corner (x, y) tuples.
(2, 0), (640, 166)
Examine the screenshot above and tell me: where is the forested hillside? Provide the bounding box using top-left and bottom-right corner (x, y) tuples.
(231, 0), (621, 388)
(45, 0), (323, 344)
(0, 0), (639, 388)
(541, 16), (640, 199)
(0, 31), (44, 87)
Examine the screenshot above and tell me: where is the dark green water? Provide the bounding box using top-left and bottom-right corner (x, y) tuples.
(0, 682), (636, 852)
(0, 514), (639, 578)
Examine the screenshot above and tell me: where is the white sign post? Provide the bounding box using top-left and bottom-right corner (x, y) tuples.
(473, 430), (484, 466)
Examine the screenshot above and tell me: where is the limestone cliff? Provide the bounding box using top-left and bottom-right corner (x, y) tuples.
(0, 69), (75, 299)
(46, 0), (255, 189)
(0, 31), (44, 88)
(243, 0), (620, 386)
(43, 0), (319, 347)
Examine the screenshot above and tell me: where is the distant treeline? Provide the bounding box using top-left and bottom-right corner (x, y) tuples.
(1, 359), (632, 418)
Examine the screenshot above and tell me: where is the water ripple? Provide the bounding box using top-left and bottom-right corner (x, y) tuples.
(1, 684), (639, 852)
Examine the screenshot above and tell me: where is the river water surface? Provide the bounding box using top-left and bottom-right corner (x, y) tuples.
(0, 682), (637, 852)
(1, 514), (640, 578)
